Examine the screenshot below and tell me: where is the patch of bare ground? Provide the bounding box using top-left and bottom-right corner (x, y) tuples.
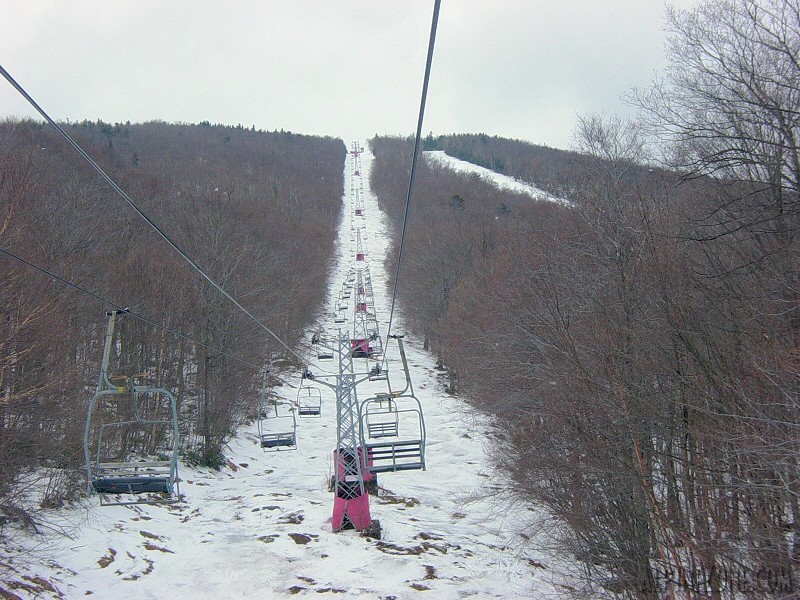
(143, 543), (174, 553)
(289, 533), (319, 545)
(278, 511), (305, 524)
(3, 575), (61, 599)
(375, 490), (420, 507)
(97, 549), (116, 568)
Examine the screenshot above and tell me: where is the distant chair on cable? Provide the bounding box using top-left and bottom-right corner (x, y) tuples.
(297, 383), (322, 417)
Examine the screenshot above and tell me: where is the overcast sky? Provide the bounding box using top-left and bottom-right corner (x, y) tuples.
(1, 1), (698, 151)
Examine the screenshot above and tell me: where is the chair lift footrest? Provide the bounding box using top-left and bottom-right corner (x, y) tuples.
(92, 476), (172, 494)
(365, 440), (424, 473)
(261, 435), (296, 448)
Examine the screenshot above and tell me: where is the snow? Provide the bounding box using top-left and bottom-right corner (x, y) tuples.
(2, 143), (563, 600)
(424, 151), (571, 207)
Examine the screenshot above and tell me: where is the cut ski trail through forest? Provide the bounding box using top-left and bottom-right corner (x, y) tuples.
(2, 144), (564, 600)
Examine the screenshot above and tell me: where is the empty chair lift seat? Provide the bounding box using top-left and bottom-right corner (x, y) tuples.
(258, 403), (297, 450)
(92, 461), (174, 494)
(359, 392), (426, 474)
(366, 440), (425, 473)
(364, 398), (398, 437)
(260, 433), (296, 449)
(297, 386), (322, 417)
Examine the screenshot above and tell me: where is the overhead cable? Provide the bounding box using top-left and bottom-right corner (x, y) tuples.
(384, 0), (442, 344)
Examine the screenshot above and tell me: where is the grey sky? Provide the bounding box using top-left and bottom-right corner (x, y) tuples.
(1, 1), (698, 151)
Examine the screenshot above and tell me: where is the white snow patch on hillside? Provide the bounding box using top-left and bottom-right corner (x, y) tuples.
(424, 150), (571, 206)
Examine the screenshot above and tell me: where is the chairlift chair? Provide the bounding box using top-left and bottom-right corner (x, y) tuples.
(362, 394), (399, 438)
(358, 336), (426, 474)
(86, 386), (181, 505)
(258, 400), (298, 450)
(84, 311), (181, 506)
(313, 332), (335, 361)
(369, 362), (388, 381)
(297, 385), (322, 417)
(359, 393), (426, 473)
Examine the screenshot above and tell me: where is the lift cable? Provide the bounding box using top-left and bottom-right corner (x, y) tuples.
(383, 0), (441, 347)
(0, 63), (318, 370)
(0, 246), (266, 371)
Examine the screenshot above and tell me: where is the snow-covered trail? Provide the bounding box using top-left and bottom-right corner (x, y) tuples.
(424, 150), (571, 206)
(4, 144), (560, 599)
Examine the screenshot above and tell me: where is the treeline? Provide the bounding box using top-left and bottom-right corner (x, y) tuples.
(0, 119), (344, 515)
(370, 0), (799, 596)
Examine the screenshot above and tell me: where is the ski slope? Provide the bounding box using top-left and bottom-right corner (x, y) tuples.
(2, 143), (562, 600)
(424, 150), (571, 206)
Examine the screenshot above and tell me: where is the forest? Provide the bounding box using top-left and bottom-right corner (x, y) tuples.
(370, 0), (799, 596)
(0, 119), (344, 513)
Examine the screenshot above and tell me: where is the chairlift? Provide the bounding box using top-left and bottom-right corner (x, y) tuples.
(366, 331), (384, 357)
(369, 362), (388, 381)
(359, 393), (425, 473)
(313, 331), (335, 360)
(84, 311), (180, 506)
(362, 394), (399, 438)
(357, 337), (426, 474)
(356, 252), (365, 261)
(297, 385), (322, 417)
(258, 400), (297, 450)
